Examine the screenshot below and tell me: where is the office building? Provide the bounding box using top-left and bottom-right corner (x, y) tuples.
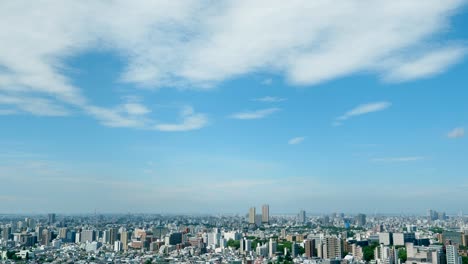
(298, 210), (306, 224)
(379, 232), (393, 246)
(446, 245), (461, 264)
(305, 239), (316, 258)
(322, 236), (342, 259)
(121, 231), (129, 251)
(355, 214), (366, 227)
(249, 207), (256, 225)
(262, 204), (269, 224)
(393, 233), (415, 246)
(81, 230), (96, 243)
(48, 213), (56, 225)
(269, 238), (277, 257)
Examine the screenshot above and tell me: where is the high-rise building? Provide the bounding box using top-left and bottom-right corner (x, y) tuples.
(379, 232), (393, 246)
(269, 238), (277, 257)
(305, 239), (316, 258)
(355, 214), (366, 227)
(81, 230), (96, 243)
(41, 229), (51, 246)
(114, 240), (122, 252)
(323, 236), (342, 259)
(249, 207), (256, 225)
(240, 237), (252, 253)
(298, 210), (306, 224)
(292, 242), (299, 257)
(262, 204), (270, 224)
(58, 227), (68, 239)
(442, 231), (462, 245)
(446, 245), (461, 264)
(393, 233), (416, 246)
(2, 226), (11, 241)
(121, 230), (129, 251)
(48, 213), (56, 225)
(109, 228), (117, 245)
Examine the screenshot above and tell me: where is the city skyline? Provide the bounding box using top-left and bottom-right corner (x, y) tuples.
(1, 1), (468, 214)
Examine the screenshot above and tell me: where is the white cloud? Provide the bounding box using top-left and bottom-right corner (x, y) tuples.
(384, 47), (467, 82)
(447, 127), (465, 138)
(371, 156), (425, 162)
(0, 94), (69, 116)
(230, 108), (280, 120)
(288, 137), (305, 145)
(337, 101), (391, 121)
(154, 106), (208, 132)
(122, 103), (150, 115)
(261, 78), (273, 85)
(0, 0), (465, 128)
(253, 96), (287, 103)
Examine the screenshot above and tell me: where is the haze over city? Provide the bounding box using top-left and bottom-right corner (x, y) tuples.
(0, 1), (467, 216)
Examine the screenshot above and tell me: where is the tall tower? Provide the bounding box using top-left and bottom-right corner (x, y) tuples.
(305, 239), (316, 258)
(249, 207), (256, 225)
(121, 230), (129, 251)
(48, 213), (56, 225)
(262, 204), (270, 224)
(446, 245), (461, 264)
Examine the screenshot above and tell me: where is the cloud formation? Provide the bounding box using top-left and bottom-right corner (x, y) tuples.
(288, 137), (305, 145)
(337, 102), (392, 123)
(230, 108), (280, 120)
(447, 127), (465, 138)
(154, 106), (208, 132)
(371, 156), (425, 162)
(253, 96), (287, 103)
(0, 0), (466, 129)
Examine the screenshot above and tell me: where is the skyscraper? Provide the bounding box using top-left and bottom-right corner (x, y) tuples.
(249, 207), (256, 225)
(298, 210), (306, 224)
(305, 239), (316, 258)
(269, 238), (277, 257)
(322, 236), (342, 259)
(446, 245), (461, 264)
(262, 204), (270, 224)
(48, 213), (56, 225)
(121, 230), (129, 251)
(109, 228), (117, 245)
(355, 214), (366, 227)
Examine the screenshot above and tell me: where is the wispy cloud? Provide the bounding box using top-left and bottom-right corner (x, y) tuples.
(261, 78), (273, 85)
(0, 1), (465, 129)
(253, 96), (287, 103)
(371, 156), (425, 162)
(337, 101), (391, 122)
(230, 108), (280, 120)
(288, 137), (305, 145)
(154, 106), (208, 132)
(447, 127), (465, 139)
(385, 47), (467, 82)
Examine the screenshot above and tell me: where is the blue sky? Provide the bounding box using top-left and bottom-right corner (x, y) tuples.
(0, 1), (467, 214)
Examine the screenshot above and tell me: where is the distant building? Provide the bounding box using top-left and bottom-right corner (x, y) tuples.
(262, 204), (269, 224)
(446, 245), (461, 264)
(443, 231), (462, 246)
(48, 213), (56, 225)
(355, 214), (366, 227)
(305, 239), (316, 258)
(121, 231), (129, 251)
(393, 233), (415, 246)
(379, 232), (393, 246)
(249, 207), (256, 225)
(298, 210), (306, 224)
(269, 238), (277, 258)
(322, 236), (342, 259)
(81, 230), (96, 243)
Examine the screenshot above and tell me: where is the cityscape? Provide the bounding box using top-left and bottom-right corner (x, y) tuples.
(1, 1), (468, 263)
(1, 208), (468, 263)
